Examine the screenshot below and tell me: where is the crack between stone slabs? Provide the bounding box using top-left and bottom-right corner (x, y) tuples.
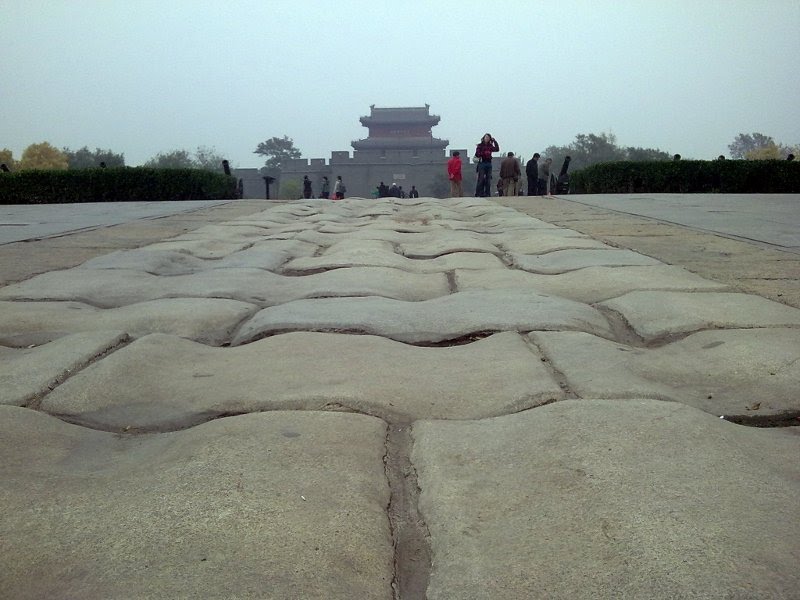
(445, 271), (457, 294)
(384, 421), (432, 600)
(592, 304), (650, 348)
(24, 333), (134, 411)
(522, 333), (581, 400)
(722, 410), (800, 428)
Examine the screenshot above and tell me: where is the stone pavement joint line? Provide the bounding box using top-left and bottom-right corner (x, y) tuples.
(1, 197), (799, 599)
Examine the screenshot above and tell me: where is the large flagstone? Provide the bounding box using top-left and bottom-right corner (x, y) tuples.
(78, 239), (316, 274)
(498, 234), (611, 254)
(232, 290), (613, 345)
(283, 239), (504, 273)
(511, 248), (662, 273)
(0, 407), (393, 600)
(141, 238), (252, 258)
(531, 329), (800, 417)
(412, 399), (800, 599)
(600, 290), (800, 340)
(455, 265), (727, 303)
(0, 331), (128, 407)
(0, 298), (255, 347)
(40, 331), (562, 430)
(0, 266), (449, 307)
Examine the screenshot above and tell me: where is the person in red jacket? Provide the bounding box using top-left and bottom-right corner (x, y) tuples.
(474, 133), (499, 197)
(447, 151), (463, 197)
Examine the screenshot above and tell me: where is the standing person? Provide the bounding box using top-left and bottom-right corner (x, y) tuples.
(320, 176), (330, 199)
(408, 185), (420, 198)
(389, 182), (401, 198)
(539, 158), (553, 196)
(526, 153), (540, 195)
(333, 175), (345, 200)
(499, 152), (521, 197)
(399, 186), (406, 198)
(474, 133), (499, 197)
(447, 151), (463, 197)
(378, 181), (389, 197)
(302, 176), (313, 199)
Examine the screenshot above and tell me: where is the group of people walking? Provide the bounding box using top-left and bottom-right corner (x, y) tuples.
(303, 175), (346, 200)
(447, 132), (559, 197)
(375, 182), (419, 199)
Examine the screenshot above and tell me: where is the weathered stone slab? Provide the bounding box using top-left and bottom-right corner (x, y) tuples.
(0, 331), (128, 407)
(397, 232), (502, 258)
(79, 240), (316, 274)
(317, 221), (439, 234)
(0, 298), (255, 347)
(0, 407), (393, 599)
(140, 238), (252, 258)
(446, 215), (557, 233)
(232, 290), (613, 345)
(532, 329), (800, 417)
(294, 228), (498, 253)
(168, 223), (277, 241)
(412, 399), (800, 599)
(455, 266), (727, 303)
(600, 291), (800, 341)
(283, 239), (504, 273)
(0, 266), (449, 307)
(512, 248), (662, 273)
(499, 234), (611, 254)
(41, 331), (561, 429)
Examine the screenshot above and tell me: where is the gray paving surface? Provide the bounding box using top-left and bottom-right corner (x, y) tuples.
(0, 200), (231, 244)
(564, 193), (800, 250)
(1, 195), (798, 599)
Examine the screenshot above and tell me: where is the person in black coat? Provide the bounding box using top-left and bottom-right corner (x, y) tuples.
(526, 153), (540, 195)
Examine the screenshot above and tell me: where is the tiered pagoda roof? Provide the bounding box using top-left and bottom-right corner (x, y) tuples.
(352, 104), (448, 152)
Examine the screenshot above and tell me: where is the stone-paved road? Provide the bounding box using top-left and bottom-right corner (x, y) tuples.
(1, 197), (798, 599)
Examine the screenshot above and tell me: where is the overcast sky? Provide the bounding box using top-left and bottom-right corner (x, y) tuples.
(3, 0), (798, 168)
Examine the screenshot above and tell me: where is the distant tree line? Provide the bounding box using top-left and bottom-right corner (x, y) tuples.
(536, 132), (671, 173)
(527, 131), (798, 174)
(0, 143), (230, 172)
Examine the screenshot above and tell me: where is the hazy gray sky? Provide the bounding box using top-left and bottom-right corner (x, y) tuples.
(3, 0), (798, 167)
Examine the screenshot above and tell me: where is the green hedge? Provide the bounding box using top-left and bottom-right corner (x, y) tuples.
(569, 160), (800, 194)
(0, 167), (238, 204)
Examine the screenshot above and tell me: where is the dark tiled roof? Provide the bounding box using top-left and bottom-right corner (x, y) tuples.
(361, 106), (440, 125)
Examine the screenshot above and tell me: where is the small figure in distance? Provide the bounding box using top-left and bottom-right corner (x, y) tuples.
(673, 154), (681, 161)
(447, 150), (463, 197)
(333, 175), (345, 200)
(302, 175), (313, 199)
(408, 185), (420, 198)
(389, 182), (401, 198)
(399, 185), (406, 198)
(320, 176), (330, 199)
(474, 133), (499, 197)
(526, 153), (540, 195)
(378, 181), (389, 197)
(500, 151), (521, 197)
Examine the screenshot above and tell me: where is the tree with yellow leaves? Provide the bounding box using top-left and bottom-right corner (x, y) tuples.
(18, 142), (69, 170)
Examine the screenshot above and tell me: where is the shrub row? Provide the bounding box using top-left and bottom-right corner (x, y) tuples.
(569, 160), (800, 194)
(0, 168), (238, 204)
